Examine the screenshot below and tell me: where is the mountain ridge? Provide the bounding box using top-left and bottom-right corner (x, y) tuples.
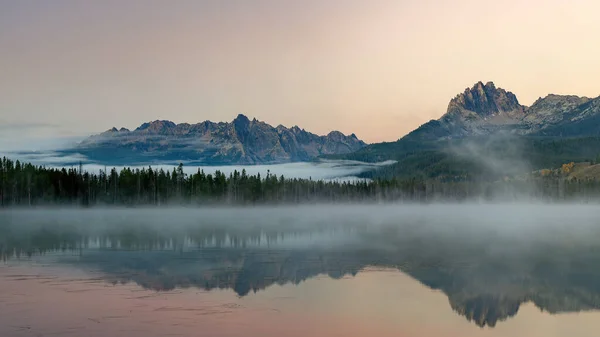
(327, 81), (600, 179)
(404, 81), (600, 141)
(76, 114), (366, 165)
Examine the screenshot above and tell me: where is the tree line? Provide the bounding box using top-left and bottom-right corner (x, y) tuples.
(1, 157), (600, 207)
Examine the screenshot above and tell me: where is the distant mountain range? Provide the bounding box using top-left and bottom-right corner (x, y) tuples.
(75, 114), (366, 164)
(73, 81), (600, 171)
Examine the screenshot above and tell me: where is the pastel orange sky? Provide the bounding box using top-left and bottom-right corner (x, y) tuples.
(1, 0), (599, 143)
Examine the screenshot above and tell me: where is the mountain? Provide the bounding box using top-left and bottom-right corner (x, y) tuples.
(405, 81), (600, 141)
(529, 96), (600, 137)
(405, 81), (526, 140)
(327, 81), (600, 179)
(75, 114), (366, 164)
(522, 94), (591, 132)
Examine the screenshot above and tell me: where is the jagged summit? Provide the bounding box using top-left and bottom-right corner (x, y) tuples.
(405, 81), (526, 140)
(445, 81), (524, 120)
(233, 113), (250, 123)
(405, 81), (600, 140)
(134, 120), (176, 132)
(78, 115), (366, 165)
(523, 94), (592, 130)
(533, 93), (591, 103)
(106, 127), (129, 133)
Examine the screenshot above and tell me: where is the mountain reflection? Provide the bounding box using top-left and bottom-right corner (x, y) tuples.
(3, 212), (600, 328)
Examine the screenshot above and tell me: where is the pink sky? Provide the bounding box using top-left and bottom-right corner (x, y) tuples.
(1, 0), (599, 143)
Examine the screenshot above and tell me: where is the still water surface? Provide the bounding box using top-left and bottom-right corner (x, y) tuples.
(2, 205), (600, 336)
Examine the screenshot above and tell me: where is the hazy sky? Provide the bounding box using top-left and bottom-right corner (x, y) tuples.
(1, 0), (599, 145)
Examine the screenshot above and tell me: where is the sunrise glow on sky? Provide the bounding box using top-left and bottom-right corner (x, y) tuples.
(1, 0), (599, 143)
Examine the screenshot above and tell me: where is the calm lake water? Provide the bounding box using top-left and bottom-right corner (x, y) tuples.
(2, 205), (600, 337)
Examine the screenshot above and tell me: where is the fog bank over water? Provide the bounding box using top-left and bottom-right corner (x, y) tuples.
(4, 204), (600, 237)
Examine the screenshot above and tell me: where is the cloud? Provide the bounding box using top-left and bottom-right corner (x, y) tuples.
(8, 151), (91, 165)
(78, 159), (395, 181)
(448, 133), (531, 178)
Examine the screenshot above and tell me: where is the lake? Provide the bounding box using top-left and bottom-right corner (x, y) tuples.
(2, 205), (600, 337)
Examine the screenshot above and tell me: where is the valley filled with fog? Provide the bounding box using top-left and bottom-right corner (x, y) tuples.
(7, 149), (394, 182)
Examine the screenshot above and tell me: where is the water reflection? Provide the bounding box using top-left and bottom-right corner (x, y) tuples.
(3, 206), (600, 328)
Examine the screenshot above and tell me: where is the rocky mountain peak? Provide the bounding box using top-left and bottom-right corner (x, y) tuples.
(530, 94), (590, 108)
(233, 113), (250, 124)
(405, 81), (531, 140)
(232, 113), (251, 131)
(484, 81), (496, 89)
(231, 114), (254, 145)
(446, 81), (524, 119)
(522, 94), (596, 133)
(326, 131), (345, 139)
(103, 127), (129, 135)
(135, 120), (177, 134)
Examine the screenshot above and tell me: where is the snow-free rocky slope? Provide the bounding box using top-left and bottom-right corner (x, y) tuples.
(76, 114), (366, 164)
(405, 81), (600, 140)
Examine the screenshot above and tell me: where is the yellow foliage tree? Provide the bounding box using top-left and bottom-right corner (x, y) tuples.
(561, 162), (575, 175)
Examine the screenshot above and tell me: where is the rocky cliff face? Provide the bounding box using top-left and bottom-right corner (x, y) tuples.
(531, 96), (600, 137)
(77, 114), (366, 164)
(445, 81), (525, 121)
(407, 81), (526, 140)
(442, 81), (525, 136)
(405, 81), (600, 140)
(522, 94), (591, 130)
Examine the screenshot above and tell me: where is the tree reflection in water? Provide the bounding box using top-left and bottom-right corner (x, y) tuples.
(3, 206), (600, 328)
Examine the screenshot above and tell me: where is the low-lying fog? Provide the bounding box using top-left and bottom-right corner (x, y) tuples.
(4, 204), (600, 245)
(5, 203), (600, 329)
(7, 149), (394, 181)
